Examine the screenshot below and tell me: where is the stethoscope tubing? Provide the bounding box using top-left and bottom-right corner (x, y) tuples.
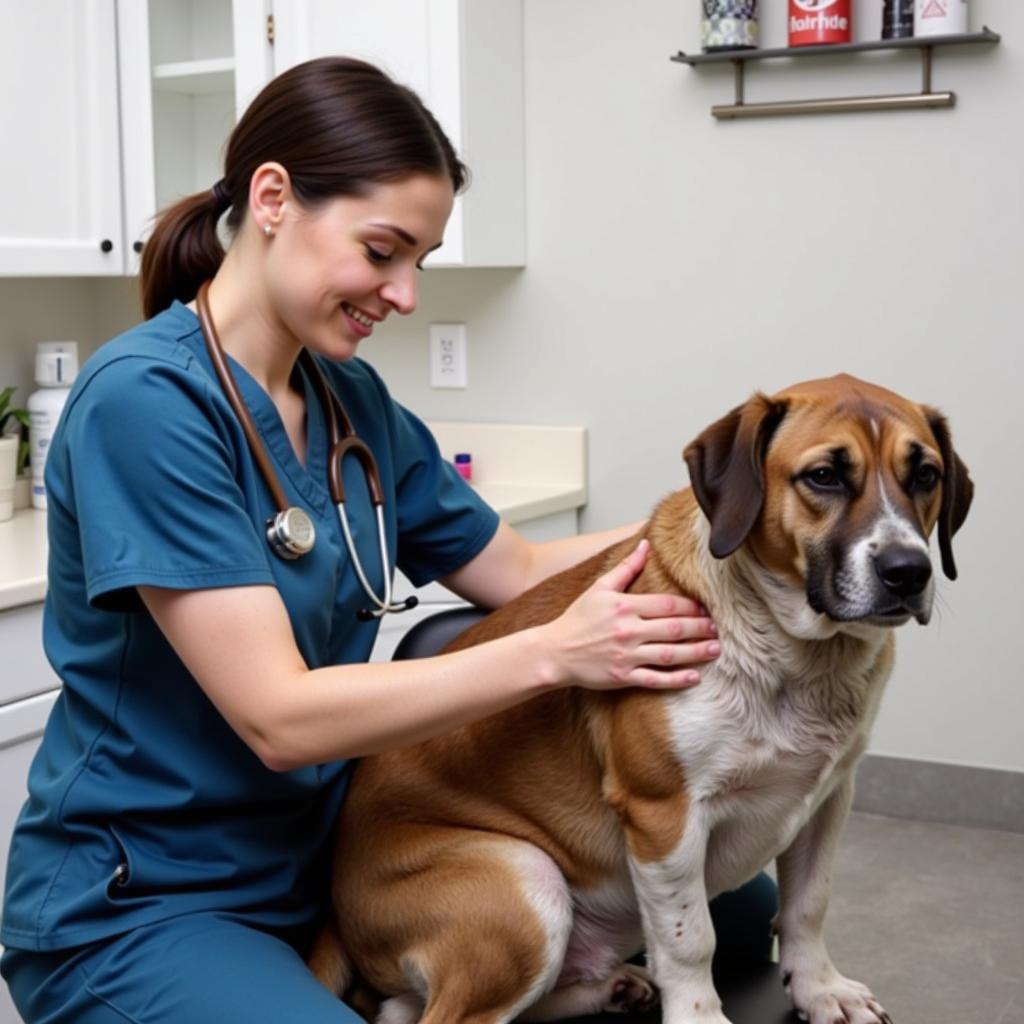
(195, 281), (416, 619)
(337, 502), (396, 619)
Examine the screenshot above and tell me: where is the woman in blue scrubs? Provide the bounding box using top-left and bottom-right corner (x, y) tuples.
(1, 58), (768, 1023)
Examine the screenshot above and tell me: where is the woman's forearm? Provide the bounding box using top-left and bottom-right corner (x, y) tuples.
(266, 627), (555, 768)
(522, 519), (646, 589)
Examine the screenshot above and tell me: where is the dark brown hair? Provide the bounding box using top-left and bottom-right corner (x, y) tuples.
(140, 57), (467, 319)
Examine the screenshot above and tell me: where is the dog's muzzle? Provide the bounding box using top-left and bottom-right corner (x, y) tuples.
(807, 539), (935, 627)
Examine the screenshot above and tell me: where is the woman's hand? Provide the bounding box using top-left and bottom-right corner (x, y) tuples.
(536, 539), (719, 691)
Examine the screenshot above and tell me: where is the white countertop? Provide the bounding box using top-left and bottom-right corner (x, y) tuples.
(0, 507), (49, 611)
(0, 422), (587, 612)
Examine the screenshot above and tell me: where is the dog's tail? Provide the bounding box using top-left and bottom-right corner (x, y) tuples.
(308, 918), (353, 997)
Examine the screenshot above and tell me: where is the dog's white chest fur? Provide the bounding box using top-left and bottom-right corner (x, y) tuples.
(668, 676), (868, 897)
(664, 560), (891, 897)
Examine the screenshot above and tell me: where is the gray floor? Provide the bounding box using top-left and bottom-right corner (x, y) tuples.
(824, 812), (1024, 1024)
(565, 810), (1023, 1024)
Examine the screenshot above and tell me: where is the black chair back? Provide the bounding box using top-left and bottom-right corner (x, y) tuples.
(392, 606), (488, 661)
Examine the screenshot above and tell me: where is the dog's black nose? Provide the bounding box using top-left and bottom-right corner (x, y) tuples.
(874, 547), (933, 598)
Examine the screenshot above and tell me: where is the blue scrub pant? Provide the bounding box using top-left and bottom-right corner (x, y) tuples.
(1, 912), (361, 1024)
(2, 875), (777, 1023)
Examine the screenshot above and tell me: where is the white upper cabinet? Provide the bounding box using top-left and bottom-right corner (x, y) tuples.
(1, 0), (522, 276)
(0, 0), (271, 277)
(117, 0), (273, 274)
(0, 0), (124, 275)
(271, 0), (526, 268)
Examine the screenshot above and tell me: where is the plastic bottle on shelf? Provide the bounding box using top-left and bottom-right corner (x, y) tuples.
(789, 0), (852, 47)
(882, 0), (914, 39)
(914, 0), (967, 37)
(28, 342), (78, 511)
(453, 453), (473, 483)
(701, 0), (759, 53)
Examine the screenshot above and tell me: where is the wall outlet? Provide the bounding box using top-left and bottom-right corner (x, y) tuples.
(429, 323), (468, 388)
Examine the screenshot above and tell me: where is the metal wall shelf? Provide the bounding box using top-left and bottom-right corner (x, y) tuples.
(672, 27), (1000, 120)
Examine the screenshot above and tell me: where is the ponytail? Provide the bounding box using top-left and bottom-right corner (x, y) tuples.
(140, 187), (231, 320)
(139, 58), (466, 321)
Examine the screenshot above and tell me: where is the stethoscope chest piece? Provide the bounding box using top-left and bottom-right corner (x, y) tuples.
(266, 507), (316, 560)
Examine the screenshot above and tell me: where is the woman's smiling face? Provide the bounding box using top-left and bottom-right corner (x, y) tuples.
(263, 173), (454, 360)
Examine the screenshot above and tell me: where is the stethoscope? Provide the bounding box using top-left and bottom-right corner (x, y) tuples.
(196, 282), (417, 621)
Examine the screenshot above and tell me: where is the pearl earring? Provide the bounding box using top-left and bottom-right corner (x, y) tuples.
(263, 223), (273, 237)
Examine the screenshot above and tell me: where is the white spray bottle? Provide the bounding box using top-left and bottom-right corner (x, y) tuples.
(28, 342), (79, 510)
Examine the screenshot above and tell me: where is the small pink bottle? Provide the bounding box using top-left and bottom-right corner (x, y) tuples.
(454, 453), (472, 482)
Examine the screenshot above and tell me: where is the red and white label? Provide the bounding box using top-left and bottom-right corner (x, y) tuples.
(789, 0), (852, 46)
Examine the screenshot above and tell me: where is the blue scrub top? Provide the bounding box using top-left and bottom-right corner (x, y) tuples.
(1, 301), (499, 953)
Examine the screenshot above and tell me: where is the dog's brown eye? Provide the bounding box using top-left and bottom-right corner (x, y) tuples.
(914, 464), (940, 491)
(804, 466), (842, 490)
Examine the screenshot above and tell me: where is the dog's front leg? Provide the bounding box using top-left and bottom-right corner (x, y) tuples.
(626, 806), (729, 1024)
(776, 777), (892, 1024)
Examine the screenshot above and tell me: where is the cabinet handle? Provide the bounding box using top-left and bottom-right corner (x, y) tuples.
(100, 239), (114, 253)
(133, 241), (144, 254)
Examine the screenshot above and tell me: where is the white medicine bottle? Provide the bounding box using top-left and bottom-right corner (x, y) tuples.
(28, 342), (79, 510)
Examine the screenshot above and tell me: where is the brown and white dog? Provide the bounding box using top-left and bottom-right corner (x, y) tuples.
(310, 374), (973, 1024)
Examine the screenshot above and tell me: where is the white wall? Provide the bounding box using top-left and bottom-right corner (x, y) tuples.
(0, 0), (1019, 772)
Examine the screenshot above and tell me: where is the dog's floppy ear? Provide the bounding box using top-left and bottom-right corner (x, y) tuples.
(683, 395), (789, 559)
(924, 407), (973, 581)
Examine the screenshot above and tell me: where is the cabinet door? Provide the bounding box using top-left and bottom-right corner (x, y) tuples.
(0, 0), (124, 275)
(271, 0), (525, 268)
(274, 0), (432, 98)
(117, 0), (274, 274)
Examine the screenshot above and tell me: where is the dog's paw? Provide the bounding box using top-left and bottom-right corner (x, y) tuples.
(605, 964), (660, 1014)
(783, 968), (892, 1024)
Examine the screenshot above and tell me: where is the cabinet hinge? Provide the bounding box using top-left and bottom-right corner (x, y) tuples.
(266, 13), (275, 45)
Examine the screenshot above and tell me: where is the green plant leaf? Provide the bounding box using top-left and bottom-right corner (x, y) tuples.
(0, 389), (31, 437)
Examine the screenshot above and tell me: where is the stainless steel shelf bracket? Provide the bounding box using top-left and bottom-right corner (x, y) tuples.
(671, 28), (999, 121)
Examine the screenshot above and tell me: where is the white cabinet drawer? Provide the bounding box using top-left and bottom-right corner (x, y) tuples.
(0, 604), (58, 707)
(0, 690), (59, 750)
